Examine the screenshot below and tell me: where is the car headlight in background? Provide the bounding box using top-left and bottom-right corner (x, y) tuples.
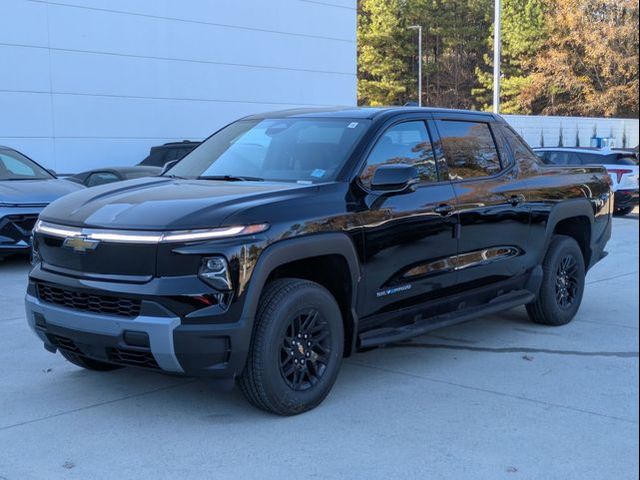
(198, 256), (233, 291)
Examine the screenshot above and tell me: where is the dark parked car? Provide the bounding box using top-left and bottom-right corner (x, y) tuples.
(139, 140), (201, 167)
(25, 108), (612, 415)
(70, 140), (200, 188)
(1, 146), (83, 260)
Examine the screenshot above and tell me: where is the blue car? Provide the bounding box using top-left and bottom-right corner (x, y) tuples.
(1, 146), (83, 259)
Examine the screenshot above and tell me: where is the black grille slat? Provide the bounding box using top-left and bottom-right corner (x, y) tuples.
(107, 348), (159, 369)
(49, 334), (81, 353)
(36, 283), (141, 318)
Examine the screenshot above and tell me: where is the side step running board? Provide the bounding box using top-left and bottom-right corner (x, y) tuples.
(358, 290), (535, 348)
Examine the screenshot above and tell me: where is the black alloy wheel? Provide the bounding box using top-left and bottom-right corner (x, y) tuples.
(555, 254), (579, 309)
(280, 308), (332, 391)
(526, 235), (585, 326)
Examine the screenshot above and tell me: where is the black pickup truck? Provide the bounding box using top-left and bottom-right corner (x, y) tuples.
(25, 107), (612, 415)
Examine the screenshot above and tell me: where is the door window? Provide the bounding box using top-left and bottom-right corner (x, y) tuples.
(360, 121), (437, 188)
(544, 151), (581, 165)
(436, 120), (502, 179)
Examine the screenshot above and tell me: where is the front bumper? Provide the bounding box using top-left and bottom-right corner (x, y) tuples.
(25, 266), (253, 378)
(0, 207), (42, 256)
(614, 189), (639, 210)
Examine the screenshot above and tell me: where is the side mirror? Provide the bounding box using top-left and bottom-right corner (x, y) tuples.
(160, 159), (179, 175)
(370, 164), (419, 192)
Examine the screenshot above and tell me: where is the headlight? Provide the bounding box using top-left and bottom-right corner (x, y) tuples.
(34, 221), (269, 244)
(198, 256), (232, 291)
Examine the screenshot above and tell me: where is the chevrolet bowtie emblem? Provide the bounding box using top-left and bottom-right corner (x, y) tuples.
(63, 235), (100, 253)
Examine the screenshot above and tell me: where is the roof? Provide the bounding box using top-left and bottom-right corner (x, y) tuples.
(243, 106), (498, 121)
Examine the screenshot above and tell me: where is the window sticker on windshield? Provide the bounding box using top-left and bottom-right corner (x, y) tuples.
(347, 122), (359, 129)
(311, 169), (326, 178)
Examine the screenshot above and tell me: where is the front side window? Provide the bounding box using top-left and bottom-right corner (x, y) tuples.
(0, 149), (53, 180)
(437, 120), (501, 179)
(167, 118), (370, 183)
(360, 121), (437, 188)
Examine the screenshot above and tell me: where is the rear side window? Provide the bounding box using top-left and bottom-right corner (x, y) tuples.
(579, 153), (638, 166)
(86, 171), (120, 187)
(360, 121), (437, 188)
(545, 151), (581, 165)
(436, 120), (501, 179)
(499, 126), (541, 164)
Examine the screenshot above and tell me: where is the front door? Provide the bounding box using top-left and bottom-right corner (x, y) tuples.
(355, 118), (459, 319)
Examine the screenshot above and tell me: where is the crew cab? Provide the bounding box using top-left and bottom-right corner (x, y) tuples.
(25, 107), (613, 415)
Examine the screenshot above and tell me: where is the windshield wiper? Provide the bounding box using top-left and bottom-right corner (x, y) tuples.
(197, 175), (264, 182)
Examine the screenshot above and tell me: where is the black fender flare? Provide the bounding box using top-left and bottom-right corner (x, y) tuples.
(240, 232), (361, 355)
(539, 197), (595, 264)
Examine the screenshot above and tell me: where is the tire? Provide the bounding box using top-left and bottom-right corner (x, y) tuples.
(238, 278), (344, 416)
(60, 349), (122, 371)
(526, 235), (586, 326)
(614, 207), (633, 216)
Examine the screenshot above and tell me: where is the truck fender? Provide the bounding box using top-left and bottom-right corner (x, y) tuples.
(539, 197), (595, 264)
(240, 232), (361, 354)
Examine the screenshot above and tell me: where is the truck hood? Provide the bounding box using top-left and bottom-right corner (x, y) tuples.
(0, 179), (83, 206)
(39, 177), (312, 230)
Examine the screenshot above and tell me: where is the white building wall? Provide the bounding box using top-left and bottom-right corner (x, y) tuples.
(0, 0), (357, 173)
(504, 115), (640, 150)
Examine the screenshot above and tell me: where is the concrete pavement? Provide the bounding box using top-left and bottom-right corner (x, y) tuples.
(0, 216), (638, 479)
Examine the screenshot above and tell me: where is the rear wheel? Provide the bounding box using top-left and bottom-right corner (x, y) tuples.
(526, 235), (585, 326)
(59, 349), (122, 371)
(238, 278), (344, 415)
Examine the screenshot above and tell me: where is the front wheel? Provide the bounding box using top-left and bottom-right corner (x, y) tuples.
(526, 235), (586, 326)
(238, 278), (344, 415)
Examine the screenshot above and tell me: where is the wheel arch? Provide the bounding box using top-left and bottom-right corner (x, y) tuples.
(543, 199), (595, 267)
(240, 233), (361, 357)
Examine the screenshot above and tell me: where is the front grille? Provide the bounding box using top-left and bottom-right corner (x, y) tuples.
(107, 348), (159, 369)
(0, 214), (39, 243)
(36, 283), (141, 318)
(48, 334), (81, 353)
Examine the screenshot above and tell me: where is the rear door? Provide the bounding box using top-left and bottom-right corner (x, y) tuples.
(432, 114), (532, 287)
(357, 116), (460, 319)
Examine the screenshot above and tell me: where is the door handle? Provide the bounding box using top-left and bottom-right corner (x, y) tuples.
(434, 203), (455, 216)
(507, 194), (525, 206)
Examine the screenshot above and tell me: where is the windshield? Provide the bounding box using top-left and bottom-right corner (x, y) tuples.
(0, 149), (54, 181)
(166, 118), (370, 183)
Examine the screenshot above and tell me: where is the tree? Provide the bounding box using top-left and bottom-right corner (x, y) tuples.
(474, 0), (547, 113)
(520, 0), (639, 117)
(358, 0), (413, 105)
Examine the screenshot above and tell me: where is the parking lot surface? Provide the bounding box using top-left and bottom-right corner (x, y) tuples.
(1, 216), (638, 480)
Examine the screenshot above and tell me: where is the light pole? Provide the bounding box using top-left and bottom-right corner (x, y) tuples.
(408, 25), (422, 107)
(492, 0), (502, 114)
